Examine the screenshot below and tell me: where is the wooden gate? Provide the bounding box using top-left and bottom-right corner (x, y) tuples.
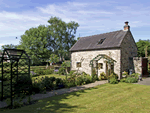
(142, 58), (149, 76)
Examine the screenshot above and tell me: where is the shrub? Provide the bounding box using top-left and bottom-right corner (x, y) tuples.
(33, 68), (42, 76)
(109, 77), (118, 84)
(68, 70), (76, 76)
(108, 72), (118, 80)
(59, 67), (66, 75)
(55, 78), (64, 86)
(148, 69), (150, 74)
(84, 74), (93, 84)
(75, 76), (84, 85)
(92, 68), (98, 82)
(120, 78), (126, 82)
(82, 72), (87, 76)
(41, 76), (56, 91)
(43, 69), (53, 75)
(130, 73), (140, 80)
(32, 82), (43, 94)
(64, 79), (76, 88)
(99, 72), (107, 80)
(14, 75), (33, 95)
(125, 77), (138, 83)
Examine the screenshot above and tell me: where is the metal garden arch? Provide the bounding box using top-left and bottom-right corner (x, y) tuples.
(89, 54), (117, 77)
(0, 48), (32, 109)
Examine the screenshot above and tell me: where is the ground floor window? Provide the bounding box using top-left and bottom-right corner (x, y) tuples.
(97, 63), (103, 69)
(76, 62), (81, 67)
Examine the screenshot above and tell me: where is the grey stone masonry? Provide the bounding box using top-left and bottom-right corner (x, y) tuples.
(71, 49), (121, 79)
(120, 31), (138, 78)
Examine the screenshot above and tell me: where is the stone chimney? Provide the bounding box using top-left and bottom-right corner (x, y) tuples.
(123, 21), (130, 31)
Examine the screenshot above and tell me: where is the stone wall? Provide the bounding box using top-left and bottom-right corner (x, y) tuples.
(71, 49), (121, 79)
(133, 57), (142, 75)
(120, 31), (138, 77)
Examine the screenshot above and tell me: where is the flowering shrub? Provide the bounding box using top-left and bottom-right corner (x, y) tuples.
(109, 77), (118, 84)
(108, 72), (118, 80)
(99, 72), (107, 80)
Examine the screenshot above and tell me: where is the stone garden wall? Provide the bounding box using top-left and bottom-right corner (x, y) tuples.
(133, 57), (142, 75)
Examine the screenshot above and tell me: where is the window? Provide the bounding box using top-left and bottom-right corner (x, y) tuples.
(97, 63), (103, 69)
(98, 38), (106, 44)
(76, 62), (81, 67)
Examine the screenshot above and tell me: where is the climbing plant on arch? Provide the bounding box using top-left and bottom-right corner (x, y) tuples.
(89, 54), (117, 78)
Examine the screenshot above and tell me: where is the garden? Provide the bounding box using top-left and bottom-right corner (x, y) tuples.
(0, 59), (142, 110)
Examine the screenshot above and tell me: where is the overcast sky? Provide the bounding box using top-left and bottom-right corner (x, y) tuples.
(0, 0), (150, 50)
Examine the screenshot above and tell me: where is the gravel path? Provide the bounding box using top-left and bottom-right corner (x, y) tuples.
(133, 77), (150, 85)
(0, 80), (108, 109)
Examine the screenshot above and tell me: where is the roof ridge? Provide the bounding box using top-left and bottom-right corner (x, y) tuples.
(81, 29), (122, 38)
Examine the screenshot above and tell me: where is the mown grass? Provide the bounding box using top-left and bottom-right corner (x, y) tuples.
(0, 82), (150, 113)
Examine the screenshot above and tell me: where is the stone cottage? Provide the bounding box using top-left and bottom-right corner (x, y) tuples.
(69, 21), (139, 80)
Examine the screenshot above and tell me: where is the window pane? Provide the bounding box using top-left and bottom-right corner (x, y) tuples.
(77, 62), (81, 67)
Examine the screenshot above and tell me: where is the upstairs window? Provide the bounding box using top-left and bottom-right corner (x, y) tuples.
(98, 38), (106, 44)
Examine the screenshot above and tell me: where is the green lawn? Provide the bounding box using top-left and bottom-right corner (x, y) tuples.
(0, 82), (150, 113)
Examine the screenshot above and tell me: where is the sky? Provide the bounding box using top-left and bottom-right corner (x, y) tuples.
(0, 0), (150, 50)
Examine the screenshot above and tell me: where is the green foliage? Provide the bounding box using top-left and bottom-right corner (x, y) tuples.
(43, 69), (54, 75)
(75, 74), (93, 86)
(130, 73), (140, 79)
(120, 78), (126, 82)
(59, 67), (66, 75)
(19, 25), (51, 64)
(92, 68), (98, 82)
(1, 44), (18, 50)
(108, 72), (118, 80)
(148, 69), (150, 74)
(41, 76), (56, 91)
(125, 77), (138, 83)
(47, 16), (79, 61)
(49, 54), (59, 64)
(55, 78), (64, 86)
(136, 39), (150, 57)
(99, 72), (107, 80)
(59, 62), (68, 75)
(68, 70), (76, 76)
(109, 77), (118, 84)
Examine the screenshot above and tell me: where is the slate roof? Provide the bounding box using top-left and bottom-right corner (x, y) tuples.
(69, 30), (128, 52)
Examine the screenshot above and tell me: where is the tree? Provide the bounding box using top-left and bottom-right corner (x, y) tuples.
(47, 16), (79, 61)
(18, 25), (52, 65)
(49, 54), (59, 66)
(136, 40), (150, 57)
(1, 44), (18, 50)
